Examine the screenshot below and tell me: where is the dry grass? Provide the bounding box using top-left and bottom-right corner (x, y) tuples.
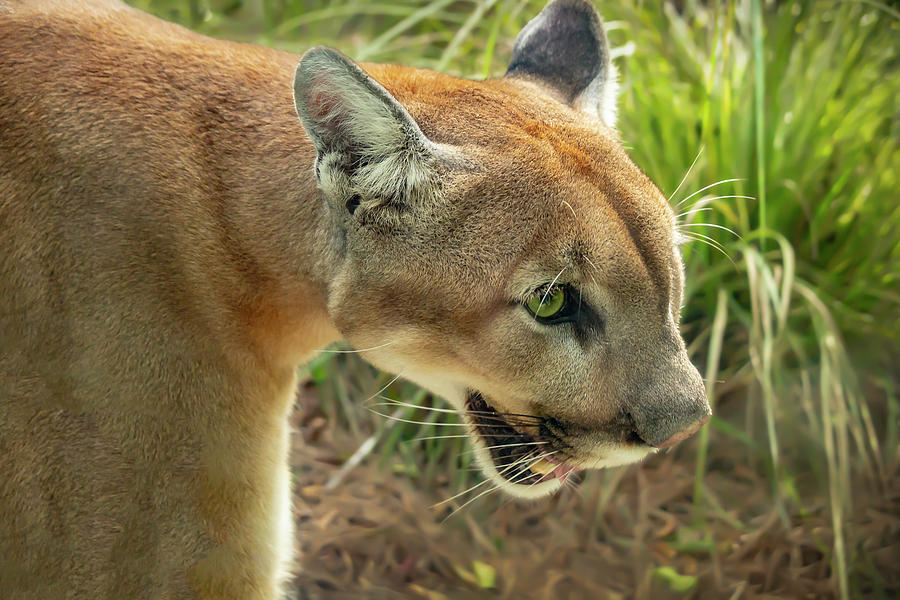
(288, 382), (899, 600)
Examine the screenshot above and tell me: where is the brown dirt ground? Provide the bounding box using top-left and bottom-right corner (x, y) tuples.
(288, 383), (899, 600)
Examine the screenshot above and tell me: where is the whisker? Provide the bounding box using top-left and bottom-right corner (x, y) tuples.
(697, 194), (755, 202)
(682, 229), (731, 250)
(676, 178), (745, 208)
(460, 413), (542, 424)
(360, 373), (405, 405)
(508, 452), (557, 481)
(469, 430), (535, 438)
(372, 398), (543, 423)
(577, 285), (583, 320)
(404, 434), (471, 443)
(492, 451), (560, 489)
(560, 199), (578, 223)
(459, 439), (547, 457)
(366, 410), (473, 427)
(433, 475), (493, 507)
(680, 233), (735, 265)
(668, 145), (704, 202)
(433, 449), (543, 509)
(560, 474), (583, 496)
(580, 255), (602, 291)
(678, 222), (742, 239)
(470, 421), (541, 431)
(676, 207), (712, 219)
(319, 341), (395, 354)
(372, 405), (538, 433)
(679, 232), (725, 252)
(441, 452), (557, 520)
(476, 412), (544, 421)
(537, 267), (568, 315)
(370, 398), (458, 414)
(441, 484), (499, 521)
(685, 194), (755, 215)
(486, 450), (556, 481)
(370, 409), (540, 433)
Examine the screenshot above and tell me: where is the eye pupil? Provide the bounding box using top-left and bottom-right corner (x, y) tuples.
(526, 287), (566, 319)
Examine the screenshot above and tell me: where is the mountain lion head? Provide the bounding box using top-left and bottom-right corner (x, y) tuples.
(293, 0), (710, 498)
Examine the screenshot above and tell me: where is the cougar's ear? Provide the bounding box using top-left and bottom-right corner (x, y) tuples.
(505, 0), (618, 126)
(293, 47), (441, 216)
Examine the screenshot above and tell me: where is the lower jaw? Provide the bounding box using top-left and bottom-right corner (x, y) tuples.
(463, 393), (577, 494)
(480, 458), (564, 498)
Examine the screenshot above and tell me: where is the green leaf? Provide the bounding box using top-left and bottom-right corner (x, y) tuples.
(653, 566), (698, 594)
(472, 560), (496, 589)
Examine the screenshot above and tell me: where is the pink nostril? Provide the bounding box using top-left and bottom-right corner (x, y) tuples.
(656, 414), (711, 449)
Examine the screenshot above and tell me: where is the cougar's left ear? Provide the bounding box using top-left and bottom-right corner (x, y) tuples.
(293, 47), (442, 215)
(505, 0), (618, 126)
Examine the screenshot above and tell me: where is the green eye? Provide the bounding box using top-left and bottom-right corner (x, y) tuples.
(526, 286), (567, 319)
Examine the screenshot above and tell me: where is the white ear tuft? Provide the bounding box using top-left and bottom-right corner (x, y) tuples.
(571, 60), (618, 127)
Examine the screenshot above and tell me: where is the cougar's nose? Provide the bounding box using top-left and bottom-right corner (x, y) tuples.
(654, 412), (710, 449)
(627, 398), (711, 449)
(624, 363), (711, 449)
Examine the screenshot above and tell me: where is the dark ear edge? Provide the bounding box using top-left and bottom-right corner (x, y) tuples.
(292, 47), (444, 212)
(292, 46), (430, 157)
(505, 0), (617, 125)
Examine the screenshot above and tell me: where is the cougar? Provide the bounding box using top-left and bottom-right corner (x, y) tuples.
(0, 0), (710, 597)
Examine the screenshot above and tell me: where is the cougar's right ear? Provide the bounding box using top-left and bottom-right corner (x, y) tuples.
(293, 47), (442, 222)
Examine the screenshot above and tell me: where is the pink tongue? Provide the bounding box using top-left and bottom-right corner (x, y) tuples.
(552, 464), (578, 483)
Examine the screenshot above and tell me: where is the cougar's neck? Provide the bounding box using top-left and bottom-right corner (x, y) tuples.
(194, 47), (343, 369)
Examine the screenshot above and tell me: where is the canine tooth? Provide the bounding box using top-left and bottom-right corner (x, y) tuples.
(529, 459), (555, 475)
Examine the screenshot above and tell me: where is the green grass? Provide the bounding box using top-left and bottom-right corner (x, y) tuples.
(133, 1), (900, 596)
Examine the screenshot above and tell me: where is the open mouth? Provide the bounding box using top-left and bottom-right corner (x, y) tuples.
(464, 391), (579, 487)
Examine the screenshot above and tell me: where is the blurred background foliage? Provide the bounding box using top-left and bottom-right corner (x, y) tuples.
(131, 0), (899, 598)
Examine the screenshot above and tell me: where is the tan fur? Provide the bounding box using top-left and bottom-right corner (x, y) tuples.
(0, 0), (709, 597)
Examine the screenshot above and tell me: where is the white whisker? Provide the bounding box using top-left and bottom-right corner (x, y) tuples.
(433, 475), (494, 507)
(441, 451), (557, 520)
(506, 452), (557, 484)
(698, 194), (754, 202)
(686, 194), (755, 214)
(679, 232), (722, 250)
(668, 145), (703, 202)
(680, 233), (735, 264)
(580, 255), (602, 291)
(320, 341), (395, 354)
(537, 267), (568, 314)
(374, 398), (540, 427)
(493, 449), (553, 474)
(404, 434), (471, 443)
(433, 449), (542, 509)
(360, 373), (405, 405)
(370, 397), (458, 414)
(678, 222), (742, 239)
(458, 439), (547, 457)
(676, 178), (745, 208)
(560, 199), (578, 223)
(366, 410), (473, 427)
(676, 207), (712, 219)
(441, 484), (500, 521)
(682, 229), (730, 250)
